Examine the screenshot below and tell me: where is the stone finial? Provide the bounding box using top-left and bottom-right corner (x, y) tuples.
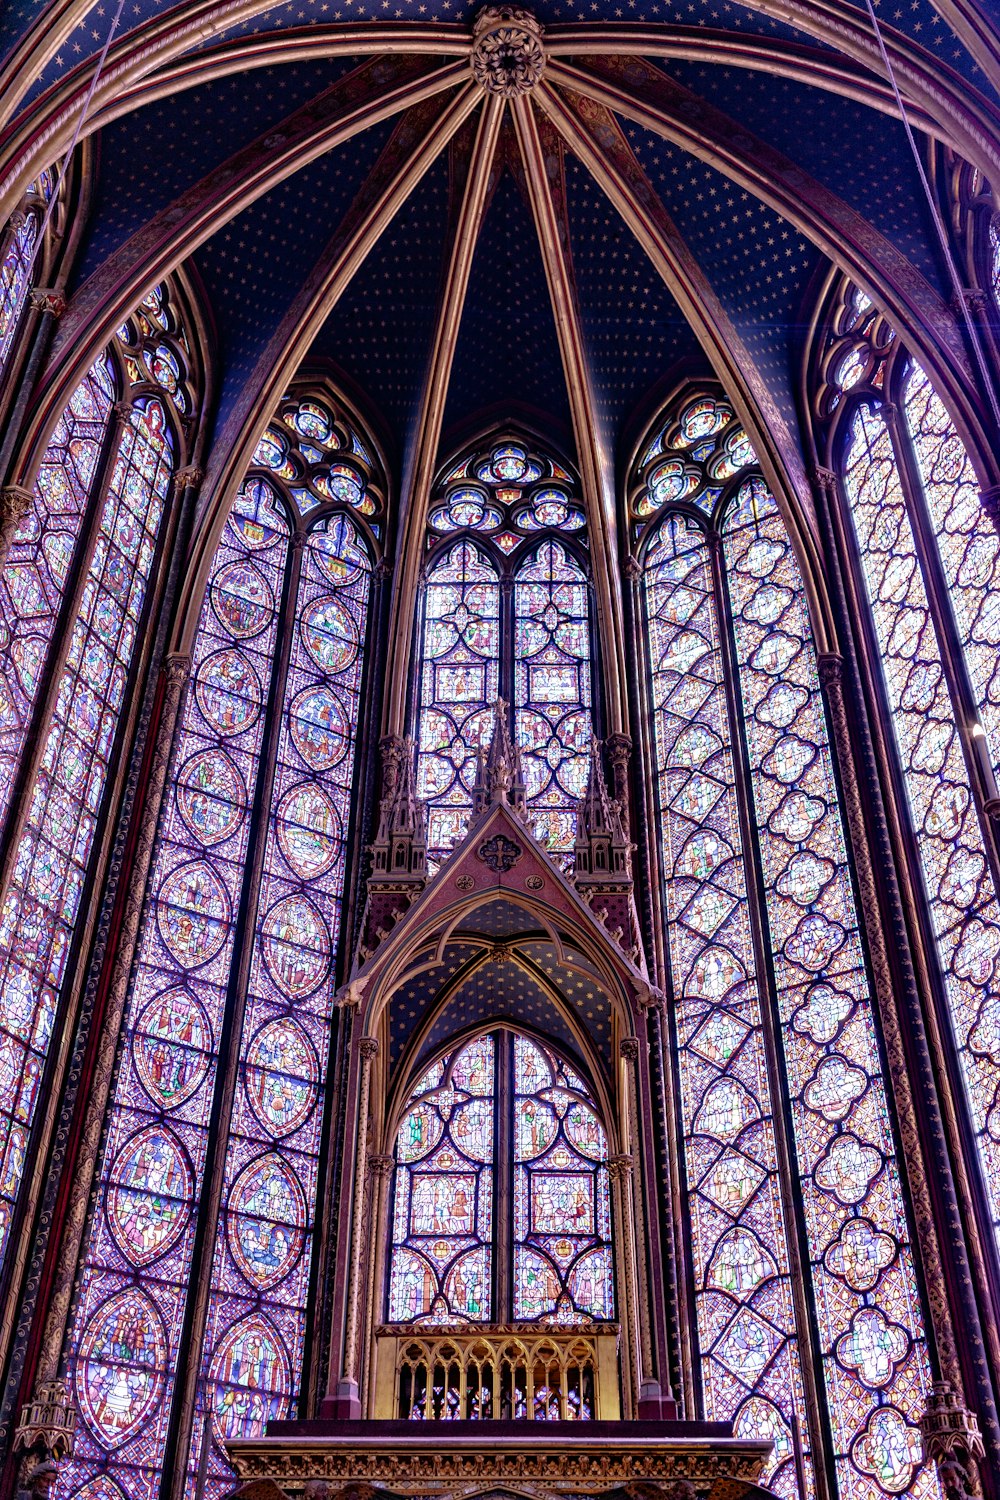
(358, 737), (428, 960)
(471, 6), (545, 96)
(471, 700), (527, 820)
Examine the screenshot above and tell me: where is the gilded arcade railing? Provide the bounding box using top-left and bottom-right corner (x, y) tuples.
(371, 1326), (622, 1421)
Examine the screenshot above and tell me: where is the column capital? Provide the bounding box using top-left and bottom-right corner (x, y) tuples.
(607, 1152), (634, 1182)
(817, 652), (845, 690)
(173, 464), (203, 490)
(811, 465), (838, 497)
(367, 1153), (394, 1180)
(357, 1035), (380, 1061)
(164, 652), (192, 688)
(624, 554), (642, 582)
(619, 1036), (640, 1062)
(0, 483), (33, 523)
(28, 288), (66, 319)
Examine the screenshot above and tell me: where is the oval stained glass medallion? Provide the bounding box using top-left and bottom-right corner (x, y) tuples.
(156, 860), (231, 968)
(227, 1153), (307, 1290)
(260, 893), (330, 997)
(105, 1124), (192, 1267)
(194, 648), (262, 738)
(288, 685), (351, 770)
(210, 561), (274, 640)
(175, 748), (246, 847)
(206, 1315), (291, 1442)
(244, 1017), (319, 1137)
(276, 782), (341, 879)
(76, 1288), (167, 1447)
(300, 597), (359, 673)
(132, 988), (213, 1108)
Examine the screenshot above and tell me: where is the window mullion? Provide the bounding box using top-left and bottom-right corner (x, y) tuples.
(158, 527), (305, 1500)
(495, 1029), (512, 1323)
(706, 524), (835, 1499)
(883, 396), (1000, 868)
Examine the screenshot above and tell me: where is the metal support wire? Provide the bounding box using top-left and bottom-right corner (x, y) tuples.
(20, 0), (129, 281)
(861, 0), (1000, 433)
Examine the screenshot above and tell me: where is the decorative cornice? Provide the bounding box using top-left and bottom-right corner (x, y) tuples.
(471, 7), (545, 97)
(226, 1431), (770, 1487)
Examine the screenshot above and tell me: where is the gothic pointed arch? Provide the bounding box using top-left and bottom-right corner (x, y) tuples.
(0, 275), (204, 1287)
(807, 271), (1000, 1296)
(413, 433), (596, 869)
(627, 381), (938, 1496)
(59, 380), (387, 1500)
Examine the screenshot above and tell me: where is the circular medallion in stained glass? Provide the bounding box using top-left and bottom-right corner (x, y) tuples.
(245, 1017), (319, 1137)
(300, 596), (359, 672)
(288, 685), (350, 770)
(106, 1124), (193, 1267)
(143, 345), (180, 393)
(176, 748), (246, 847)
(133, 987), (213, 1109)
(261, 893), (330, 997)
(76, 1288), (167, 1447)
(156, 860), (230, 968)
(312, 516), (368, 587)
(254, 429), (286, 470)
(195, 648), (262, 737)
(679, 397), (731, 442)
(293, 401), (333, 443)
(210, 561), (273, 640)
(227, 1154), (307, 1290)
(316, 463), (363, 508)
(276, 782), (341, 879)
(207, 1315), (291, 1441)
(490, 444), (527, 481)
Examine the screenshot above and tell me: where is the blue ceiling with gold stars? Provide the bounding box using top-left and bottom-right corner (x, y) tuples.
(4, 0), (996, 485)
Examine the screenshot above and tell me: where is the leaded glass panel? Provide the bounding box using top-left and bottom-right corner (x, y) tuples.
(642, 511), (809, 1496)
(64, 480), (290, 1500)
(514, 542), (592, 855)
(842, 402), (1000, 1253)
(387, 1031), (614, 1334)
(0, 392), (174, 1269)
(0, 212), (35, 378)
(416, 542), (500, 867)
(901, 363), (1000, 776)
(0, 356), (115, 828)
(724, 477), (934, 1499)
(513, 1035), (612, 1324)
(637, 384), (939, 1499)
(416, 439), (594, 867)
(187, 513), (373, 1497)
(389, 1036), (495, 1324)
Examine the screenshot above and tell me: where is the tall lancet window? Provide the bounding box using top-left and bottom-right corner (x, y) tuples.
(63, 391), (383, 1500)
(815, 282), (1000, 1283)
(415, 438), (593, 867)
(0, 169), (54, 381)
(634, 392), (936, 1498)
(0, 283), (196, 1271)
(387, 1032), (614, 1347)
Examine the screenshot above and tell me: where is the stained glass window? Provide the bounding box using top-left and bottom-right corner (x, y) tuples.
(0, 212), (36, 380)
(0, 284), (194, 1273)
(637, 392), (936, 1498)
(63, 391), (381, 1500)
(387, 1031), (614, 1337)
(818, 282), (1000, 1293)
(416, 439), (593, 866)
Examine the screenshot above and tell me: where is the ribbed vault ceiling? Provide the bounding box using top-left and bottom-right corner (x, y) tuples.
(1, 0), (997, 507)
